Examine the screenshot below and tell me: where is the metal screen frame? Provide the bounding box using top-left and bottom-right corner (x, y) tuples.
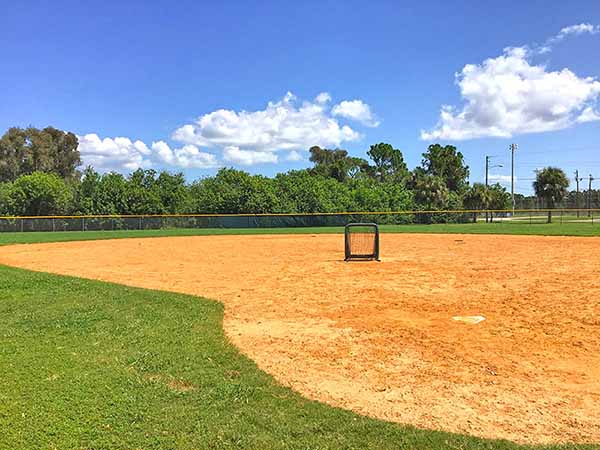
(344, 222), (380, 261)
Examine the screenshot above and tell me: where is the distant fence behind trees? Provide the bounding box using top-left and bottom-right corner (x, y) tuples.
(0, 209), (599, 233)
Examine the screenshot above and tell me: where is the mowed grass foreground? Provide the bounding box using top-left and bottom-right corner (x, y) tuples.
(0, 225), (599, 449)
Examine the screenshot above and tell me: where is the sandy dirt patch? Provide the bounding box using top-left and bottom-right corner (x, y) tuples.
(1, 233), (599, 444)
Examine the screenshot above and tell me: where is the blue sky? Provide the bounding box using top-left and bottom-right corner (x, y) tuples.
(1, 1), (600, 195)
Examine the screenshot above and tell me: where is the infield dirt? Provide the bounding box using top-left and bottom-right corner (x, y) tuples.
(1, 233), (599, 444)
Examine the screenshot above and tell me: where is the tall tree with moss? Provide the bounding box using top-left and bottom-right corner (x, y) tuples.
(42, 127), (81, 180)
(0, 127), (80, 182)
(419, 144), (469, 192)
(309, 146), (369, 182)
(533, 167), (569, 223)
(366, 142), (408, 183)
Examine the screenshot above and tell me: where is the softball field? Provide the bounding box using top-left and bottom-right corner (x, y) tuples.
(1, 233), (598, 444)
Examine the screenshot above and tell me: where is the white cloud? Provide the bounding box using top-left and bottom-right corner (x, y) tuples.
(421, 46), (600, 141)
(537, 23), (600, 53)
(576, 106), (600, 123)
(488, 174), (512, 183)
(78, 134), (219, 172)
(223, 146), (278, 165)
(332, 99), (380, 127)
(79, 92), (375, 170)
(315, 92), (332, 104)
(556, 23), (599, 40)
(172, 92), (362, 155)
(77, 134), (152, 171)
(152, 141), (219, 168)
(285, 150), (303, 162)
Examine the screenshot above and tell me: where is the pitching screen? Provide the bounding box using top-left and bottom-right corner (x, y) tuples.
(344, 223), (380, 261)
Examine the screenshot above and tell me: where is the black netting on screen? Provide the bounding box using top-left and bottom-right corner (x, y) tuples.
(345, 223), (380, 261)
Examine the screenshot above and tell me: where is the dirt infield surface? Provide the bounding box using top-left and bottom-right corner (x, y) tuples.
(1, 233), (599, 444)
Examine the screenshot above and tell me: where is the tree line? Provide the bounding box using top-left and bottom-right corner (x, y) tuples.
(1, 126), (595, 222)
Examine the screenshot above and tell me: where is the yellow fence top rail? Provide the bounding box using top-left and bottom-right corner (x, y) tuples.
(1, 208), (600, 221)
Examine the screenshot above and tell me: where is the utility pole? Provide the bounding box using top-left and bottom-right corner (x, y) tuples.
(575, 170), (583, 217)
(509, 143), (517, 214)
(485, 156), (490, 223)
(588, 174), (595, 217)
(484, 156), (503, 223)
(485, 156), (504, 186)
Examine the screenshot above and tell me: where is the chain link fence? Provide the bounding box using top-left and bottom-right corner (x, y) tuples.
(1, 209), (598, 233)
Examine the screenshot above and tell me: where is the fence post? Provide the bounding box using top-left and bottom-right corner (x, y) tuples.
(82, 217), (86, 232)
(20, 218), (24, 232)
(52, 218), (55, 232)
(139, 217), (142, 230)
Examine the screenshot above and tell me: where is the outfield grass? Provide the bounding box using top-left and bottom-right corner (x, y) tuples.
(0, 221), (599, 247)
(1, 266), (596, 450)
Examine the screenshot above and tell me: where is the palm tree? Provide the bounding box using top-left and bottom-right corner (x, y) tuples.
(533, 167), (569, 223)
(487, 183), (511, 222)
(411, 173), (449, 208)
(408, 172), (449, 223)
(463, 183), (491, 222)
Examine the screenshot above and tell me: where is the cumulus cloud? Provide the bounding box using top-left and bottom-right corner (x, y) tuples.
(152, 141), (219, 168)
(285, 150), (303, 162)
(78, 134), (219, 172)
(77, 134), (152, 171)
(332, 99), (380, 127)
(79, 92), (375, 170)
(223, 146), (278, 165)
(577, 106), (600, 123)
(172, 92), (362, 154)
(315, 92), (332, 104)
(421, 45), (600, 141)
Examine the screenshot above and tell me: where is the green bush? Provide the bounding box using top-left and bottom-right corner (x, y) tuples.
(11, 172), (73, 216)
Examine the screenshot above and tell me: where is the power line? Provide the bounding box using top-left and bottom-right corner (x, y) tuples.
(509, 146), (600, 155)
(479, 148), (599, 200)
(518, 161), (600, 166)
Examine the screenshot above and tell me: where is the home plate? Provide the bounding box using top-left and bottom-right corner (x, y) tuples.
(452, 315), (486, 324)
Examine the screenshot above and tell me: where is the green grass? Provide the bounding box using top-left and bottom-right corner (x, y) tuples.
(0, 220), (599, 247)
(1, 266), (596, 450)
